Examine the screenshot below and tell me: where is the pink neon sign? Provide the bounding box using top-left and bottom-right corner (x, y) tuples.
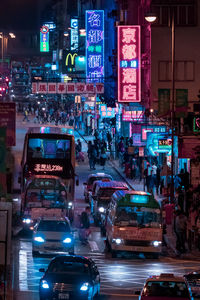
(118, 26), (141, 103)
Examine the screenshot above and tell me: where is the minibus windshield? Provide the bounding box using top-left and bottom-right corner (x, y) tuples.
(114, 206), (161, 227)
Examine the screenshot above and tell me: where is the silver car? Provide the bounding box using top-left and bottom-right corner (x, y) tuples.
(32, 217), (74, 256)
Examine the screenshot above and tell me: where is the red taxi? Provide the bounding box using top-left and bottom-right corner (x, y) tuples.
(136, 273), (193, 300)
(83, 173), (113, 202)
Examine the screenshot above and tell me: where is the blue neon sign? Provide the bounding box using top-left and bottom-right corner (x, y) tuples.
(86, 10), (104, 81)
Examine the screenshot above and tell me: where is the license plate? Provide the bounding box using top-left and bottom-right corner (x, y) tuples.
(58, 293), (69, 299)
(131, 246), (145, 252)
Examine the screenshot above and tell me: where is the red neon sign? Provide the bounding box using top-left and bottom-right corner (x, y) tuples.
(118, 26), (141, 103)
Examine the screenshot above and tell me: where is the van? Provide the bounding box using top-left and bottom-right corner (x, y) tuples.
(105, 190), (162, 258)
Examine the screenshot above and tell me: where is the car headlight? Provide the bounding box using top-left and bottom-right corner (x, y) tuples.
(23, 218), (32, 224)
(63, 237), (72, 244)
(152, 241), (162, 247)
(41, 280), (49, 289)
(80, 282), (89, 291)
(112, 238), (123, 245)
(98, 207), (105, 213)
(34, 236), (45, 243)
(68, 202), (73, 208)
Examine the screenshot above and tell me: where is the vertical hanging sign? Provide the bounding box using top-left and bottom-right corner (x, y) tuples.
(40, 26), (49, 52)
(71, 19), (79, 51)
(118, 26), (141, 103)
(86, 10), (104, 82)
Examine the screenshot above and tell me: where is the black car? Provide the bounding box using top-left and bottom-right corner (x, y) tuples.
(39, 255), (100, 300)
(184, 270), (200, 298)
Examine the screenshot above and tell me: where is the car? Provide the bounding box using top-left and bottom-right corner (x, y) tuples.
(184, 270), (200, 298)
(89, 181), (129, 229)
(39, 255), (100, 300)
(32, 217), (74, 256)
(136, 273), (193, 300)
(83, 173), (113, 202)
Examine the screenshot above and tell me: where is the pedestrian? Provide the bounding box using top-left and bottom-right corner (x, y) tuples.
(23, 108), (29, 122)
(100, 147), (107, 170)
(175, 210), (187, 254)
(88, 143), (96, 170)
(79, 206), (91, 245)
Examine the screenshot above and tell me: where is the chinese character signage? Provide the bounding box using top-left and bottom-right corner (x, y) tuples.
(118, 26), (141, 103)
(40, 26), (49, 52)
(122, 110), (144, 122)
(99, 104), (115, 118)
(71, 19), (78, 51)
(0, 102), (16, 146)
(34, 164), (63, 173)
(32, 82), (104, 94)
(86, 10), (104, 81)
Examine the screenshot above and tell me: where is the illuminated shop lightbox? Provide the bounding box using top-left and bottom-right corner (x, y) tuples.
(99, 104), (115, 118)
(147, 133), (177, 157)
(141, 125), (167, 141)
(71, 19), (78, 51)
(86, 10), (104, 81)
(118, 26), (141, 102)
(40, 26), (49, 52)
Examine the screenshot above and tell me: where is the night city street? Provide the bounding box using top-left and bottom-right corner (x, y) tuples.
(1, 0), (200, 300)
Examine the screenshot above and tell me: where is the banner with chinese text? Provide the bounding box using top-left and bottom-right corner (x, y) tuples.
(32, 82), (104, 94)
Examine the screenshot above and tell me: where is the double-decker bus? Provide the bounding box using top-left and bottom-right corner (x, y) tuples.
(19, 126), (77, 202)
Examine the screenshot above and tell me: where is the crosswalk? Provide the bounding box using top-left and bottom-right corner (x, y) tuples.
(14, 237), (200, 297)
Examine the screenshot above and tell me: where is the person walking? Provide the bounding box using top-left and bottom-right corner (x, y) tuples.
(175, 210), (187, 254)
(100, 147), (107, 170)
(23, 108), (29, 122)
(79, 206), (91, 245)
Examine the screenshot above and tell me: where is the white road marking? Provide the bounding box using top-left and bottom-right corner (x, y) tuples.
(19, 250), (28, 291)
(89, 240), (99, 251)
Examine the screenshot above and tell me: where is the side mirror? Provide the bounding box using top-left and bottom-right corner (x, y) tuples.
(135, 291), (140, 295)
(39, 268), (45, 273)
(76, 179), (79, 186)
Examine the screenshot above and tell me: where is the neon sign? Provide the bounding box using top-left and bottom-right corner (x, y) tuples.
(99, 104), (115, 118)
(122, 110), (144, 122)
(193, 116), (200, 133)
(71, 19), (78, 51)
(34, 164), (63, 172)
(40, 26), (49, 52)
(86, 10), (104, 81)
(118, 26), (141, 102)
(141, 126), (167, 141)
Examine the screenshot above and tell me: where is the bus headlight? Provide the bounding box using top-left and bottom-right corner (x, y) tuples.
(68, 202), (73, 208)
(98, 207), (105, 213)
(152, 241), (162, 247)
(112, 238), (123, 245)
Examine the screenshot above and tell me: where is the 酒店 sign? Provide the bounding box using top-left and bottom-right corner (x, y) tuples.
(32, 82), (104, 94)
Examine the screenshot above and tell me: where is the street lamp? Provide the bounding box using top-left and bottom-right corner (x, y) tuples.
(0, 32), (16, 70)
(145, 10), (176, 202)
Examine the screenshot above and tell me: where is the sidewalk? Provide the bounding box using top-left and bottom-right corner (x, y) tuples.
(109, 158), (200, 260)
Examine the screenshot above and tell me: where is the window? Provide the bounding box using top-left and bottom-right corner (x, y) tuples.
(152, 0), (197, 26)
(158, 61), (194, 81)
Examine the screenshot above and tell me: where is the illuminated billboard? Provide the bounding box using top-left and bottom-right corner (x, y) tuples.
(40, 26), (49, 52)
(71, 19), (78, 51)
(118, 26), (141, 102)
(86, 10), (104, 81)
